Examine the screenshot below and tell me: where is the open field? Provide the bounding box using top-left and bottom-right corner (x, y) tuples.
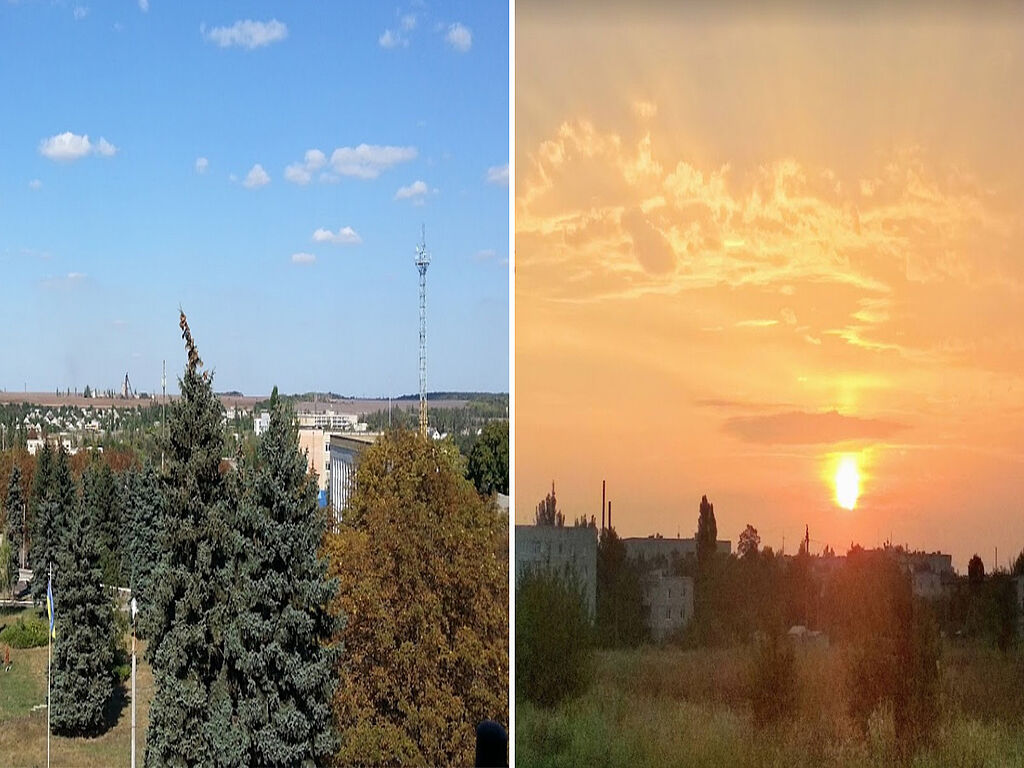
(1, 608), (152, 768)
(517, 644), (1024, 768)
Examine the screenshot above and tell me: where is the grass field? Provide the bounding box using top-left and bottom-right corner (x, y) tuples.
(517, 644), (1024, 768)
(1, 607), (152, 768)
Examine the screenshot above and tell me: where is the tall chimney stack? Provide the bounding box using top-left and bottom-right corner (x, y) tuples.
(601, 480), (606, 534)
(608, 500), (612, 531)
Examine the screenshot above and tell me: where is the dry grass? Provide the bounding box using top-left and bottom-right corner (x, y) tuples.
(0, 636), (152, 768)
(517, 643), (1024, 768)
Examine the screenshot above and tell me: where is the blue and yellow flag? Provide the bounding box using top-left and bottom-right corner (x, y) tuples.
(46, 575), (56, 640)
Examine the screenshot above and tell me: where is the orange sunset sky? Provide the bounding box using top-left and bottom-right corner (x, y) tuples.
(514, 3), (1024, 572)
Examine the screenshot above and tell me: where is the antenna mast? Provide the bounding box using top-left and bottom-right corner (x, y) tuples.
(415, 225), (431, 438)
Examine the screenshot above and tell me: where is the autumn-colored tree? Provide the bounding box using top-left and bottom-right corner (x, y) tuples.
(325, 430), (508, 767)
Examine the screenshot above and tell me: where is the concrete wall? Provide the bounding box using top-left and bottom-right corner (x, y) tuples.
(327, 433), (377, 528)
(514, 525), (597, 618)
(642, 571), (694, 642)
(623, 536), (732, 563)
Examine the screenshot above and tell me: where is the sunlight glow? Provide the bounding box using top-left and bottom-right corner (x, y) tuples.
(835, 456), (860, 510)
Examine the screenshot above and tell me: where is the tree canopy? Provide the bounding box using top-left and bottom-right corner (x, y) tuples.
(326, 429), (508, 766)
(467, 419), (509, 497)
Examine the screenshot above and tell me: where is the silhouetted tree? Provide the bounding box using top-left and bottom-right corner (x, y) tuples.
(596, 527), (647, 647)
(695, 495), (717, 567)
(1012, 549), (1024, 577)
(737, 524), (760, 560)
(968, 554), (985, 586)
(534, 482), (563, 527)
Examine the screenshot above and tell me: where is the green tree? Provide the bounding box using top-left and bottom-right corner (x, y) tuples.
(596, 527), (647, 647)
(81, 459), (123, 586)
(28, 442), (56, 603)
(222, 387), (342, 765)
(467, 420), (509, 496)
(122, 462), (164, 634)
(6, 464), (26, 569)
(0, 540), (15, 599)
(737, 524), (760, 560)
(145, 311), (231, 767)
(326, 430), (508, 766)
(695, 494), (717, 567)
(516, 568), (593, 708)
(534, 482), (563, 526)
(51, 483), (117, 736)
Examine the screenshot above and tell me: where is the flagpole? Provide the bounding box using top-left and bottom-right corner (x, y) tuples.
(131, 597), (137, 768)
(46, 562), (51, 768)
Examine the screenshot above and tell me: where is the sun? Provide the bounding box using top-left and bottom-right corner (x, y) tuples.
(834, 455), (860, 510)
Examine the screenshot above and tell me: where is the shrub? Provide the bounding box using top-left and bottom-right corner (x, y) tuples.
(0, 615), (49, 648)
(516, 567), (593, 707)
(748, 631), (797, 725)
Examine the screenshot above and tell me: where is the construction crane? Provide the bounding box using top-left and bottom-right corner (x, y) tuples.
(415, 226), (430, 438)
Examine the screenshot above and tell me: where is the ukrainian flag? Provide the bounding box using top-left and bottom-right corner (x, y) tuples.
(46, 575), (56, 640)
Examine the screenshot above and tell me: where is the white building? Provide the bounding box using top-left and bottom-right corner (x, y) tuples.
(253, 411), (270, 436)
(514, 525), (598, 619)
(642, 571), (694, 642)
(327, 433), (378, 527)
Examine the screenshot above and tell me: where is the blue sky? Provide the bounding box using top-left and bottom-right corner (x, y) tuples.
(0, 1), (509, 397)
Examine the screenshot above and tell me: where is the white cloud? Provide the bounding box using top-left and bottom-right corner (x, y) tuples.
(138, 0), (149, 11)
(95, 138), (117, 157)
(474, 249), (497, 261)
(195, 157), (209, 174)
(38, 132), (117, 162)
(379, 29), (406, 48)
(243, 163), (270, 188)
(291, 252), (316, 265)
(445, 22), (471, 52)
(66, 272), (86, 281)
(201, 19), (287, 49)
(486, 163), (509, 186)
(401, 14), (417, 31)
(73, 6), (88, 20)
(394, 180), (429, 200)
(28, 179), (42, 190)
(284, 149), (327, 185)
(330, 144), (417, 179)
(312, 226), (362, 245)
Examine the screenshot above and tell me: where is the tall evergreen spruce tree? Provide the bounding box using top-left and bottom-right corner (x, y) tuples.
(145, 312), (232, 767)
(223, 388), (342, 766)
(6, 465), (26, 570)
(122, 462), (164, 635)
(28, 442), (55, 603)
(51, 475), (117, 736)
(82, 460), (124, 586)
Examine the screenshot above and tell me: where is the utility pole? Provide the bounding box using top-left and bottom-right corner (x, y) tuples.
(414, 226), (431, 439)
